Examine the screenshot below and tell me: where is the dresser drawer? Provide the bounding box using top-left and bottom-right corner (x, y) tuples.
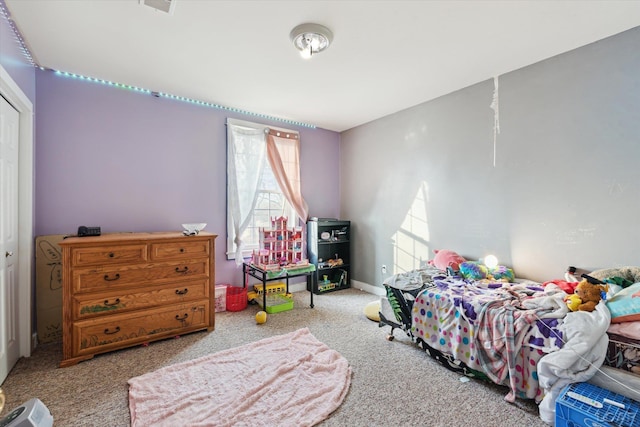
(73, 279), (209, 320)
(151, 240), (211, 261)
(71, 244), (148, 267)
(74, 301), (209, 356)
(72, 259), (210, 293)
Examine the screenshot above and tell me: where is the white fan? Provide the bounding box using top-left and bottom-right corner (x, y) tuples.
(0, 398), (53, 427)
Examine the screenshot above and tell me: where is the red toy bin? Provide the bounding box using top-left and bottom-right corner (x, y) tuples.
(226, 285), (248, 312)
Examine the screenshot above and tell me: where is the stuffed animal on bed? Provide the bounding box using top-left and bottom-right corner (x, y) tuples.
(459, 261), (489, 280)
(458, 261), (515, 282)
(564, 293), (582, 312)
(428, 249), (467, 271)
(572, 280), (606, 312)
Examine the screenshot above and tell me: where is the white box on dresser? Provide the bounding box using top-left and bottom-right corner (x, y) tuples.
(58, 231), (216, 367)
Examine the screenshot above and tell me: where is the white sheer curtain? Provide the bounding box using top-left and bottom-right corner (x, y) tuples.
(227, 119), (267, 265)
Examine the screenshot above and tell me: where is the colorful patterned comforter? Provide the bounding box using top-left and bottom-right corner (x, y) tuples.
(408, 275), (569, 402)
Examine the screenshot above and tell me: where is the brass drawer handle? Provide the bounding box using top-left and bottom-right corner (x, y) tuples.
(175, 289), (188, 295)
(175, 266), (189, 274)
(103, 273), (121, 281)
(175, 313), (189, 321)
(104, 298), (121, 307)
(104, 326), (120, 335)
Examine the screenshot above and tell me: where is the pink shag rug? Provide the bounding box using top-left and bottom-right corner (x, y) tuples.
(128, 328), (351, 427)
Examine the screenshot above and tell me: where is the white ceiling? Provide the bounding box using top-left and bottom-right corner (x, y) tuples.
(4, 0), (640, 132)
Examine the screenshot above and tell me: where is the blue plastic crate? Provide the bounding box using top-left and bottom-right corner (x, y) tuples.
(556, 382), (640, 427)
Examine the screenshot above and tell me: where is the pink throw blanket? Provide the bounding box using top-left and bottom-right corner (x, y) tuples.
(128, 328), (351, 426)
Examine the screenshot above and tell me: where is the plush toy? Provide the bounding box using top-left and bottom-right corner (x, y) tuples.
(428, 249), (467, 271)
(564, 293), (582, 312)
(459, 261), (489, 280)
(459, 261), (515, 282)
(573, 279), (605, 312)
(490, 265), (515, 282)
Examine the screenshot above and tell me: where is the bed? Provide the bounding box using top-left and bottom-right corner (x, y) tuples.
(378, 263), (640, 422)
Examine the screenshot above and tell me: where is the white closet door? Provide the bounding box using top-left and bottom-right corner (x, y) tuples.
(0, 94), (20, 383)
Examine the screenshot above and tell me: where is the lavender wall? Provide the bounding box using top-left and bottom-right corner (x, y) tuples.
(0, 11), (35, 103)
(34, 69), (341, 285)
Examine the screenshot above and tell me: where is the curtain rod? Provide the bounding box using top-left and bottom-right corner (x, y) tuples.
(266, 128), (299, 140)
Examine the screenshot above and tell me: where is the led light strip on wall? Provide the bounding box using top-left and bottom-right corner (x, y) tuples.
(53, 70), (151, 94)
(0, 0), (316, 129)
(52, 70), (316, 128)
(0, 0), (36, 67)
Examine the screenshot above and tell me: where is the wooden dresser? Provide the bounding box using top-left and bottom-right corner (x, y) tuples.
(58, 231), (216, 367)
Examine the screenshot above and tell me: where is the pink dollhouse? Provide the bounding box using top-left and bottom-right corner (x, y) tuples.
(251, 217), (308, 271)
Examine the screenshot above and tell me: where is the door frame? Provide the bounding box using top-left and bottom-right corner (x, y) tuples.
(0, 64), (34, 358)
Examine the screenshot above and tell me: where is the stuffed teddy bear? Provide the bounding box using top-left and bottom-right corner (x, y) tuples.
(573, 279), (605, 312)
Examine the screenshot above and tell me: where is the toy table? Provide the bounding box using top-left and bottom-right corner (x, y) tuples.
(243, 263), (316, 309)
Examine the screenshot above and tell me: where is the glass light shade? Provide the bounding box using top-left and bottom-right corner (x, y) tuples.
(484, 254), (499, 270)
(290, 23), (333, 59)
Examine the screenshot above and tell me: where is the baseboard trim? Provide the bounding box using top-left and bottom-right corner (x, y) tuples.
(351, 280), (385, 296)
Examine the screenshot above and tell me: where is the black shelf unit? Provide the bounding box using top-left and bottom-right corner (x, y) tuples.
(307, 218), (351, 294)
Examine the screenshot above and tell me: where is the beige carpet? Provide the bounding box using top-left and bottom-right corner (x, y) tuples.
(0, 288), (546, 426)
(128, 328), (351, 427)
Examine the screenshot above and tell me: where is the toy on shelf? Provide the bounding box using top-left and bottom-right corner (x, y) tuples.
(251, 216), (309, 271)
(247, 282), (287, 302)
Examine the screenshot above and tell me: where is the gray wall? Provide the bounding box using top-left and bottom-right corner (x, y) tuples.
(341, 27), (640, 287)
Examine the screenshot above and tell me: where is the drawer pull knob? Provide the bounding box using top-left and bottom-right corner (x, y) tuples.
(104, 326), (120, 335)
(175, 313), (189, 321)
(175, 289), (189, 295)
(104, 273), (121, 281)
(175, 266), (189, 273)
(179, 248), (185, 253)
(104, 298), (121, 307)
(108, 252), (115, 258)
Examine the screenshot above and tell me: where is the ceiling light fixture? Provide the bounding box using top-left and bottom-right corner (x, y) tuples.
(290, 23), (333, 59)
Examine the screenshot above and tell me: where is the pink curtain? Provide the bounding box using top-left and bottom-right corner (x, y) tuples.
(266, 130), (309, 223)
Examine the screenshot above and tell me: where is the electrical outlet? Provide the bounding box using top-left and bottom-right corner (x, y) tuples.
(381, 265), (387, 274)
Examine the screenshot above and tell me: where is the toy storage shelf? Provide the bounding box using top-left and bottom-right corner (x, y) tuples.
(242, 262), (315, 309)
(307, 218), (351, 295)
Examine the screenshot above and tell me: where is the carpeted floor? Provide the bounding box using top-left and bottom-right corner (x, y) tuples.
(0, 288), (547, 426)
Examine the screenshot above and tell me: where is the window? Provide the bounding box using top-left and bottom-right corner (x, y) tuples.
(226, 119), (308, 265)
(233, 161), (297, 256)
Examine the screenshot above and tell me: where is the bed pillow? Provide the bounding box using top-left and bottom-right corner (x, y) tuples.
(589, 266), (640, 285)
(606, 282), (640, 323)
